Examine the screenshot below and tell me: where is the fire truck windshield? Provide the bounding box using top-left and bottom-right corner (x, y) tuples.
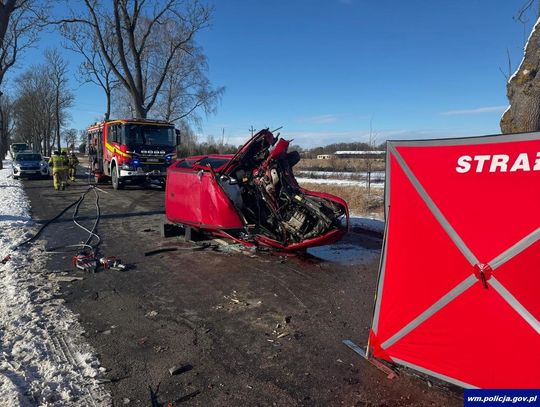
(124, 124), (175, 147)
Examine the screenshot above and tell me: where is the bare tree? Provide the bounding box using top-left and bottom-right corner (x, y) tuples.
(13, 59), (73, 156)
(13, 65), (55, 154)
(152, 22), (224, 125)
(61, 21), (119, 120)
(501, 15), (540, 133)
(0, 92), (14, 150)
(514, 0), (540, 46)
(62, 127), (77, 150)
(45, 48), (73, 150)
(0, 0), (46, 168)
(365, 119), (378, 196)
(77, 128), (87, 153)
(175, 119), (198, 157)
(110, 85), (135, 118)
(62, 0), (221, 122)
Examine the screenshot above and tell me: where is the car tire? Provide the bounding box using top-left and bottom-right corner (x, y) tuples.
(111, 164), (124, 190)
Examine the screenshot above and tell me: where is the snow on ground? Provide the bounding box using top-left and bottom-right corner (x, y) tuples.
(296, 169), (385, 189)
(307, 242), (380, 266)
(349, 215), (385, 234)
(296, 170), (385, 179)
(308, 215), (385, 264)
(0, 159), (110, 406)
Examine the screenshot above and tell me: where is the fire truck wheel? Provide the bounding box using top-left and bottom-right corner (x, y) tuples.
(111, 164), (124, 190)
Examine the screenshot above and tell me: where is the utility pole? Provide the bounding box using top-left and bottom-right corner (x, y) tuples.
(249, 126), (256, 137)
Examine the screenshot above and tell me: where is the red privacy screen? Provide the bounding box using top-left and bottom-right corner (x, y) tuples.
(369, 133), (540, 389)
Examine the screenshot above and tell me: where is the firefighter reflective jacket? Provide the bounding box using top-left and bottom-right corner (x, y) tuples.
(49, 155), (67, 172)
(68, 155), (79, 168)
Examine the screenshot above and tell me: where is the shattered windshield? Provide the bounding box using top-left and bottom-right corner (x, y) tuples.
(196, 157), (230, 169)
(124, 125), (175, 147)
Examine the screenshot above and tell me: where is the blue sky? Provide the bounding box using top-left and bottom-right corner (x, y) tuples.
(10, 0), (537, 148)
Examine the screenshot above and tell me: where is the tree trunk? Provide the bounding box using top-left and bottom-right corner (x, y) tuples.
(0, 97), (4, 170)
(55, 96), (60, 150)
(46, 118), (52, 156)
(105, 88), (111, 121)
(132, 99), (147, 119)
(501, 18), (540, 133)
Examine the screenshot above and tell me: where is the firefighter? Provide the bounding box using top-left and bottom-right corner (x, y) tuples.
(68, 152), (79, 181)
(61, 150), (69, 187)
(48, 151), (67, 190)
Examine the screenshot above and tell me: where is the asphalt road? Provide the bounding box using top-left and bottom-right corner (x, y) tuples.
(23, 168), (462, 407)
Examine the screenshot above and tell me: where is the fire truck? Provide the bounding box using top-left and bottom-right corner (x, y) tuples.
(87, 118), (180, 189)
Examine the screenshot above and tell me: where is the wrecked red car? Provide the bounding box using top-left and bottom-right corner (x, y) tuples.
(165, 129), (349, 251)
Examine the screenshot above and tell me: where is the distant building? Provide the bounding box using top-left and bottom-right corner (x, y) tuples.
(316, 154), (332, 160)
(334, 150), (385, 159)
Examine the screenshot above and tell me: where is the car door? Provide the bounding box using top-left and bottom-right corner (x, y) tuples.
(166, 160), (203, 226)
(166, 159), (243, 229)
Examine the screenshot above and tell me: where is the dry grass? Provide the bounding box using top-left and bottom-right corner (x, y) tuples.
(296, 158), (385, 172)
(299, 181), (384, 217)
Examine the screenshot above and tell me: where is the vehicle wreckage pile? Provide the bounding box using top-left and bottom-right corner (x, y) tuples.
(166, 129), (350, 251)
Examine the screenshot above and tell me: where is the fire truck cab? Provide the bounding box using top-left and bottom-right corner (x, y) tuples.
(87, 118), (180, 189)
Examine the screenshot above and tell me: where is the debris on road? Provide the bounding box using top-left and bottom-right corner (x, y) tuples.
(138, 337), (149, 346)
(99, 256), (127, 271)
(73, 252), (97, 272)
(343, 339), (398, 380)
(168, 363), (193, 376)
(144, 244), (209, 257)
(145, 247), (178, 256)
(145, 310), (159, 318)
(47, 274), (84, 282)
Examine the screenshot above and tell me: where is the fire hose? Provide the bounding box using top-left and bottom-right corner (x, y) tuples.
(1, 186), (105, 272)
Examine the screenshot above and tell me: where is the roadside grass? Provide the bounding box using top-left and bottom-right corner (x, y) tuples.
(299, 181), (384, 218)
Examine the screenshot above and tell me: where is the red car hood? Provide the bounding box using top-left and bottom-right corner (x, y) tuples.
(219, 130), (277, 176)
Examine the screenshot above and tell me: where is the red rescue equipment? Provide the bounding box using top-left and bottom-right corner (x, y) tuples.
(369, 132), (540, 389)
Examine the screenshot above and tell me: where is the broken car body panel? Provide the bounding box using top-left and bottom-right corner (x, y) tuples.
(166, 130), (349, 251)
(166, 154), (244, 230)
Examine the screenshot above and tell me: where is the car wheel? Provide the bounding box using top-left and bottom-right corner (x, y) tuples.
(111, 164), (124, 190)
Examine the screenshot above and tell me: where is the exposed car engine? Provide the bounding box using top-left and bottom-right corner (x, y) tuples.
(220, 130), (346, 245)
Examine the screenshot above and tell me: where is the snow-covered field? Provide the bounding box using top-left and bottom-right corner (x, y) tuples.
(0, 159), (110, 406)
(296, 170), (385, 189)
(297, 170), (385, 179)
(297, 177), (385, 188)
